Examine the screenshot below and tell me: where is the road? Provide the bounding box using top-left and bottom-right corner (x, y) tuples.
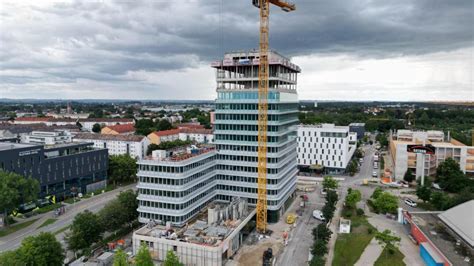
(0, 183), (137, 252)
(277, 143), (376, 266)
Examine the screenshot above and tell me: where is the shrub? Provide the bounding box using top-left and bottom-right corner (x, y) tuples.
(356, 208), (364, 216)
(368, 227), (374, 234)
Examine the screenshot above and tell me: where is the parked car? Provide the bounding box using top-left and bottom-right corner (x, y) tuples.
(359, 158), (364, 163)
(312, 210), (325, 221)
(372, 171), (378, 177)
(404, 198), (417, 207)
(320, 188), (327, 196)
(399, 181), (410, 188)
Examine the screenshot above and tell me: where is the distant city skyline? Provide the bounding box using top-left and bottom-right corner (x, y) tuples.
(1, 1), (472, 101)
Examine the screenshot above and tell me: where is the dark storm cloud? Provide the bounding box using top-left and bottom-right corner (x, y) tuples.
(0, 0), (472, 89)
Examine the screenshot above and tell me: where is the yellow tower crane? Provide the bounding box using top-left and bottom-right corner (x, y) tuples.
(253, 0), (295, 233)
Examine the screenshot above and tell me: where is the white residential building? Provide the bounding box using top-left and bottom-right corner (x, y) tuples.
(22, 130), (72, 145)
(179, 128), (214, 144)
(297, 124), (357, 174)
(73, 133), (150, 159)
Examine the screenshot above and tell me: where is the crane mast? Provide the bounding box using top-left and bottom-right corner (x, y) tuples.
(254, 0), (295, 233)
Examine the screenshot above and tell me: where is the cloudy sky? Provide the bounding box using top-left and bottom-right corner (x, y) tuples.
(0, 0), (472, 101)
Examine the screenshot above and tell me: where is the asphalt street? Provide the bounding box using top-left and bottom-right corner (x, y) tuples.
(0, 183), (136, 252)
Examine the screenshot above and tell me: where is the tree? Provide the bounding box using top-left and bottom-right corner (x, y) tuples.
(375, 229), (401, 253)
(309, 256), (325, 266)
(430, 192), (452, 210)
(373, 192), (398, 214)
(436, 158), (468, 193)
(371, 187), (383, 199)
(18, 232), (65, 266)
(312, 224), (332, 243)
(354, 148), (364, 159)
(0, 250), (22, 265)
(345, 189), (362, 209)
(67, 210), (104, 252)
(322, 203), (336, 222)
(322, 176), (338, 190)
(311, 239), (328, 256)
(325, 190), (338, 206)
(416, 185), (432, 203)
(113, 249), (129, 266)
(0, 170), (39, 224)
(157, 119), (173, 131)
(135, 119), (155, 136)
(92, 123), (102, 133)
(403, 169), (415, 183)
(99, 199), (128, 232)
(135, 243), (154, 266)
(108, 155), (137, 186)
(117, 189), (139, 226)
(347, 160), (358, 176)
(163, 249), (184, 266)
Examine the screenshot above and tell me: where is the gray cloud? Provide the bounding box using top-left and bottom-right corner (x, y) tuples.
(0, 0), (472, 99)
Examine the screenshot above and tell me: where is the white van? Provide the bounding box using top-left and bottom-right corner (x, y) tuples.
(312, 210), (325, 221)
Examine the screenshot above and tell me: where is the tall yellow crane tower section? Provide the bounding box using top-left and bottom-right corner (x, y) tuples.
(253, 0), (295, 233)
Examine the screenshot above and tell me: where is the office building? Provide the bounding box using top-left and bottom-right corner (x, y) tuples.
(137, 145), (217, 225)
(297, 124), (357, 174)
(0, 142), (108, 198)
(74, 133), (150, 159)
(212, 50), (300, 222)
(22, 130), (72, 145)
(390, 129), (474, 180)
(349, 123), (366, 140)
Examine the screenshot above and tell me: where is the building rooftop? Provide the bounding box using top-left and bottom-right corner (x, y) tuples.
(74, 133), (146, 142)
(103, 123), (135, 133)
(135, 199), (253, 247)
(299, 123), (350, 131)
(149, 129), (181, 137)
(144, 145), (216, 162)
(438, 200), (474, 247)
(0, 142), (37, 151)
(349, 123), (366, 127)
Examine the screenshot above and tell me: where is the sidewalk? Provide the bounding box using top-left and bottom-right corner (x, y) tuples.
(354, 238), (383, 266)
(325, 189), (346, 266)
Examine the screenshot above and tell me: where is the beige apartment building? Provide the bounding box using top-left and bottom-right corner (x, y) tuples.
(390, 130), (474, 180)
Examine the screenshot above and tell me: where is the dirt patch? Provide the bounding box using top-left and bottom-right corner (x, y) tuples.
(236, 240), (283, 266)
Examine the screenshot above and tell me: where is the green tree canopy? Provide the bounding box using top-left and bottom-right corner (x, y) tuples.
(416, 185), (432, 203)
(436, 158), (469, 193)
(157, 119), (173, 131)
(0, 170), (39, 221)
(117, 189), (139, 226)
(373, 192), (398, 214)
(322, 176), (339, 190)
(113, 249), (129, 266)
(108, 155), (137, 186)
(134, 119), (155, 136)
(312, 224), (332, 243)
(345, 189), (362, 209)
(67, 210), (104, 252)
(403, 169), (415, 182)
(375, 229), (401, 248)
(18, 232), (65, 266)
(163, 249), (184, 266)
(311, 239), (328, 256)
(92, 123), (102, 133)
(135, 243), (154, 266)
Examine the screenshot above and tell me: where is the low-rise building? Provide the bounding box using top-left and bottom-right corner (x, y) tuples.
(390, 130), (474, 180)
(179, 128), (214, 143)
(22, 130), (72, 145)
(73, 133), (150, 159)
(101, 124), (135, 135)
(147, 129), (181, 145)
(0, 142), (108, 199)
(297, 124), (357, 174)
(133, 198), (254, 266)
(13, 117), (135, 132)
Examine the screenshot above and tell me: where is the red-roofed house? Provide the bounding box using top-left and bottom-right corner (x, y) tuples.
(101, 124), (135, 135)
(147, 129), (181, 145)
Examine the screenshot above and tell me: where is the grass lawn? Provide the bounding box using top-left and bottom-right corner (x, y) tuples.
(54, 226), (70, 235)
(332, 214), (376, 266)
(0, 219), (39, 237)
(374, 246), (406, 266)
(63, 197), (80, 204)
(37, 218), (58, 229)
(36, 203), (62, 214)
(417, 202), (436, 211)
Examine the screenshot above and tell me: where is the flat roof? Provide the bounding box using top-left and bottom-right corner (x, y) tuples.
(0, 142), (37, 151)
(438, 200), (474, 247)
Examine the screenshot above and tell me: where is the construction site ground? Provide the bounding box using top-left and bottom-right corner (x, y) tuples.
(229, 180), (322, 266)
